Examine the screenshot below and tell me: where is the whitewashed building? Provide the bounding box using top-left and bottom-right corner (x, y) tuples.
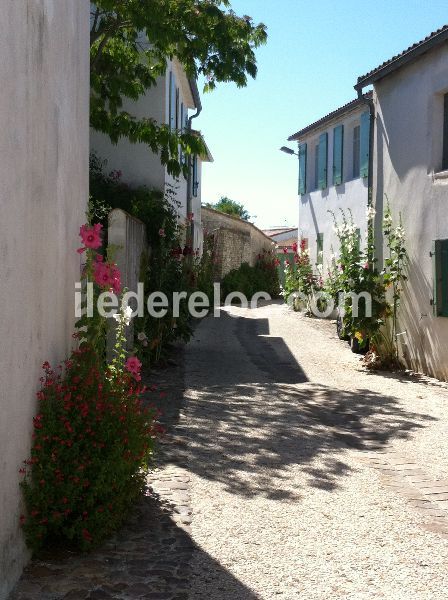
(90, 57), (212, 251)
(355, 25), (448, 380)
(0, 2), (89, 597)
(288, 94), (371, 270)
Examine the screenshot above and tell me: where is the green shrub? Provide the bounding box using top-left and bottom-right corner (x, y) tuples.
(89, 153), (214, 365)
(222, 252), (280, 301)
(20, 347), (157, 552)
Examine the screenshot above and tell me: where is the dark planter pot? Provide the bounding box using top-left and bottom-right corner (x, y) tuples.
(350, 336), (370, 354)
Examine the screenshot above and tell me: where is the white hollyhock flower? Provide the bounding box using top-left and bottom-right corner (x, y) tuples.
(137, 331), (147, 341)
(113, 305), (133, 326)
(366, 205), (376, 220)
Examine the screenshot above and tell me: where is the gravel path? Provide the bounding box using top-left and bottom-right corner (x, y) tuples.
(183, 301), (448, 599)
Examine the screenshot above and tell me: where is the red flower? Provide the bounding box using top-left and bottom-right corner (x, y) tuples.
(292, 242), (298, 253)
(79, 223), (102, 250)
(82, 528), (92, 542)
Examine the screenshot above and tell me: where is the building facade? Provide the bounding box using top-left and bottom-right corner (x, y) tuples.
(356, 25), (448, 380)
(288, 95), (371, 271)
(90, 57), (212, 250)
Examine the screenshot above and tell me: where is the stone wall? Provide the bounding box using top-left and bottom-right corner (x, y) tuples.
(0, 2), (89, 597)
(202, 207), (275, 280)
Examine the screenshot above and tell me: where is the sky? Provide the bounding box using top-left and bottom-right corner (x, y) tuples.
(195, 0), (448, 229)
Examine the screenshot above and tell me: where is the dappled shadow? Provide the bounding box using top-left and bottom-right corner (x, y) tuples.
(171, 309), (437, 500)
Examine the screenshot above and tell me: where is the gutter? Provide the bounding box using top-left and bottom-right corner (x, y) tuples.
(357, 88), (375, 207)
(357, 88), (376, 262)
(186, 78), (202, 247)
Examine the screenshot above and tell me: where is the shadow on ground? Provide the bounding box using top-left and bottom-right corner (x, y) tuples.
(173, 309), (437, 500)
(10, 493), (258, 600)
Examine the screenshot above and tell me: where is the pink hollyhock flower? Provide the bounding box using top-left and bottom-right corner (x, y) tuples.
(158, 228), (166, 237)
(283, 247), (288, 254)
(363, 262), (369, 270)
(93, 262), (111, 288)
(187, 212), (194, 222)
(110, 265), (121, 294)
(79, 223), (102, 249)
(292, 242), (298, 253)
(125, 356), (142, 381)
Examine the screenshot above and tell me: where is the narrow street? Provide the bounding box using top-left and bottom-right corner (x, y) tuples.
(11, 301), (448, 599)
(183, 301), (448, 599)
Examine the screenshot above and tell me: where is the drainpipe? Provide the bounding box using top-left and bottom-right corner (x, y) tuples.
(357, 89), (375, 208)
(186, 78), (202, 248)
(357, 89), (377, 262)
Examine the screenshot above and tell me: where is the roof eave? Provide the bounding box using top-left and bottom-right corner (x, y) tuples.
(287, 93), (371, 142)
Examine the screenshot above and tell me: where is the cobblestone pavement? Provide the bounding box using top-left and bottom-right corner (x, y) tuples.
(9, 345), (197, 600)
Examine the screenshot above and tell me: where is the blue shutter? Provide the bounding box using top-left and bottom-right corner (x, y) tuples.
(360, 111), (370, 178)
(169, 72), (176, 130)
(298, 143), (307, 195)
(333, 125), (344, 186)
(318, 133), (328, 190)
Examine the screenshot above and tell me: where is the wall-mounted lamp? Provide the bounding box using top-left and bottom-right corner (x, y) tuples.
(280, 146), (298, 156)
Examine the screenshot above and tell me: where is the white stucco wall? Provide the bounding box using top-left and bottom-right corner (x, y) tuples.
(90, 58), (195, 222)
(0, 2), (89, 596)
(297, 106), (369, 271)
(90, 80), (166, 191)
(373, 43), (448, 380)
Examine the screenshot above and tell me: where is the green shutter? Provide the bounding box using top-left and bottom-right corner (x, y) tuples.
(360, 111), (370, 178)
(317, 233), (324, 264)
(318, 133), (328, 190)
(298, 143), (307, 195)
(433, 239), (448, 317)
(333, 125), (344, 186)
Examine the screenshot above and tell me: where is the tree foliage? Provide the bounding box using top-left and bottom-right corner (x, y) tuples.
(205, 196), (251, 220)
(90, 1), (267, 176)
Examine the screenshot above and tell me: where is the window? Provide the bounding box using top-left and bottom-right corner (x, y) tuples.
(432, 239), (448, 316)
(317, 233), (324, 265)
(314, 145), (319, 190)
(333, 125), (344, 186)
(352, 125), (360, 178)
(317, 133), (328, 190)
(443, 94), (448, 171)
(298, 143), (307, 195)
(175, 88), (180, 130)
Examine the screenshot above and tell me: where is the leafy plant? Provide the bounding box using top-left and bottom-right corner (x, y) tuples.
(205, 196), (252, 221)
(222, 251), (280, 301)
(90, 1), (267, 176)
(20, 226), (160, 552)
